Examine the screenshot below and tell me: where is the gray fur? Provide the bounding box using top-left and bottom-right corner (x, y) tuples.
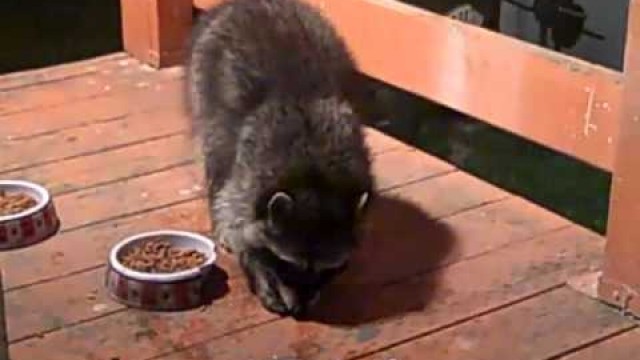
(185, 0), (374, 317)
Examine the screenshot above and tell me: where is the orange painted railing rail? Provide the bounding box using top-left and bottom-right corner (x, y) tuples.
(119, 0), (640, 316)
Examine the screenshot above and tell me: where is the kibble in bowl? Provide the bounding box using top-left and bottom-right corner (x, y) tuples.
(106, 230), (217, 311)
(0, 180), (60, 250)
(0, 190), (38, 217)
(119, 238), (207, 273)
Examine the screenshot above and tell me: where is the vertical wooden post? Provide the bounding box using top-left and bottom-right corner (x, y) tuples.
(120, 0), (193, 68)
(0, 271), (8, 360)
(597, 0), (640, 316)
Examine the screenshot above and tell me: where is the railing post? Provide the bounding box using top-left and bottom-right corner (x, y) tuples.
(597, 0), (640, 316)
(120, 0), (193, 68)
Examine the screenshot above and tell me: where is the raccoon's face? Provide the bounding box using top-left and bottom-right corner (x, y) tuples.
(260, 188), (370, 277)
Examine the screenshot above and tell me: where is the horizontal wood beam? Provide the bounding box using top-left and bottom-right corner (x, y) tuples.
(311, 0), (623, 171)
(194, 0), (623, 171)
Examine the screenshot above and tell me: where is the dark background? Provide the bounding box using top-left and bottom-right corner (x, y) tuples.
(0, 1), (122, 74)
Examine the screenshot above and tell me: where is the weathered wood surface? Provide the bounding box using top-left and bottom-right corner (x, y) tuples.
(0, 55), (636, 360)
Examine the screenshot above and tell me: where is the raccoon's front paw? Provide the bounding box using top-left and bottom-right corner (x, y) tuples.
(218, 239), (233, 254)
(214, 231), (234, 254)
(240, 251), (302, 316)
(257, 283), (298, 316)
(255, 268), (303, 316)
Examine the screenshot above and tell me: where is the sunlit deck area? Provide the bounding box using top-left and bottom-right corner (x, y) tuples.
(0, 53), (639, 360)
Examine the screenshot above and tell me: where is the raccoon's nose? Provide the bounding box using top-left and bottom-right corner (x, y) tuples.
(289, 303), (307, 319)
(297, 258), (311, 272)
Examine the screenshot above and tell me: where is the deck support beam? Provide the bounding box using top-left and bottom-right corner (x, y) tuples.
(598, 0), (640, 317)
(120, 0), (193, 68)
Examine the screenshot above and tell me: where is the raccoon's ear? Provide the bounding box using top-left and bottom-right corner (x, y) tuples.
(356, 191), (370, 214)
(267, 192), (294, 224)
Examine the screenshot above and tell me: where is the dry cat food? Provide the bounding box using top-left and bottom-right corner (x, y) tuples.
(120, 238), (207, 273)
(0, 190), (38, 217)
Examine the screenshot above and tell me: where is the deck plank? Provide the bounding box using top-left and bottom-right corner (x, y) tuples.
(3, 192), (569, 343)
(151, 227), (603, 360)
(386, 171), (508, 219)
(0, 61), (182, 117)
(0, 129), (411, 291)
(1, 55), (632, 360)
(0, 128), (573, 353)
(0, 117), (188, 177)
(2, 163), (507, 343)
(1, 140), (455, 235)
(0, 80), (181, 140)
(373, 149), (455, 191)
(561, 329), (640, 359)
(0, 200), (213, 291)
(0, 130), (425, 284)
(363, 129), (408, 155)
(367, 287), (635, 360)
(10, 225), (598, 360)
(1, 114), (404, 175)
(0, 53), (128, 91)
(36, 164), (202, 232)
(6, 134), (193, 195)
(11, 284), (274, 360)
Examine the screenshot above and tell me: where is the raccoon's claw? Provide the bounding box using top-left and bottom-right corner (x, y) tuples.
(215, 233), (234, 254)
(259, 291), (297, 316)
(218, 241), (233, 254)
(241, 253), (304, 317)
(256, 271), (304, 317)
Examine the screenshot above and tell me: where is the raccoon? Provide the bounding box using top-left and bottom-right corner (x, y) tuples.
(185, 0), (374, 317)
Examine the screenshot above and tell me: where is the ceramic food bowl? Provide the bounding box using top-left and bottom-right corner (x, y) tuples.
(0, 180), (60, 250)
(106, 230), (217, 311)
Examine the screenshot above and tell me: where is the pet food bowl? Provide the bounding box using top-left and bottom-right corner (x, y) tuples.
(106, 230), (217, 311)
(0, 180), (60, 250)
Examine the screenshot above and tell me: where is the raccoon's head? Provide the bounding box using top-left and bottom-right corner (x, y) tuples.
(259, 187), (370, 271)
(255, 184), (370, 298)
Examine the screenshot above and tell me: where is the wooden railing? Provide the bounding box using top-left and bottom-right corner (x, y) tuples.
(119, 0), (640, 316)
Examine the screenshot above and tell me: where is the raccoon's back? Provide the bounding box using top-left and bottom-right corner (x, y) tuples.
(187, 0), (359, 117)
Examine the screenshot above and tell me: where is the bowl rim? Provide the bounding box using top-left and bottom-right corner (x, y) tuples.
(0, 180), (51, 223)
(109, 230), (217, 283)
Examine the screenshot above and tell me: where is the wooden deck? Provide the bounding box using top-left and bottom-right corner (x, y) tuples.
(0, 54), (638, 360)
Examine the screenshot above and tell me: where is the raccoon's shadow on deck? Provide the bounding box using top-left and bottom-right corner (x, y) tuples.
(306, 194), (456, 326)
